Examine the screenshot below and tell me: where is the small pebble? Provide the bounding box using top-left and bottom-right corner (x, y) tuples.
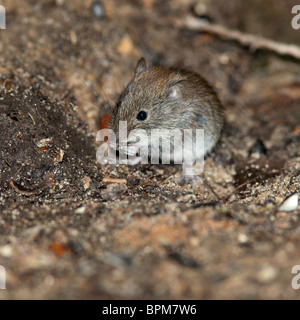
(238, 233), (249, 244)
(80, 176), (91, 190)
(75, 206), (86, 214)
(117, 36), (136, 56)
(192, 3), (213, 22)
(279, 194), (299, 212)
(0, 245), (13, 257)
(92, 1), (105, 19)
(257, 265), (278, 284)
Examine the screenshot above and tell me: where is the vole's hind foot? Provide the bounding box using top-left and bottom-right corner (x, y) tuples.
(178, 161), (203, 186)
(177, 174), (203, 187)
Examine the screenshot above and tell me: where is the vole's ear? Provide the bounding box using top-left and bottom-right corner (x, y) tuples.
(167, 80), (187, 100)
(134, 57), (147, 77)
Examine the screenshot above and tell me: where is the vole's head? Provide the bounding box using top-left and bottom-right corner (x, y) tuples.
(110, 58), (216, 134)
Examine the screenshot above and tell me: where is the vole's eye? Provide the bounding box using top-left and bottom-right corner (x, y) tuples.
(136, 110), (147, 121)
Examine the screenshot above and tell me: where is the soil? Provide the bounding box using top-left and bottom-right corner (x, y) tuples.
(0, 0), (300, 299)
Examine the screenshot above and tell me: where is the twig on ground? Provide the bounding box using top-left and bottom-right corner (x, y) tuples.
(183, 16), (300, 60)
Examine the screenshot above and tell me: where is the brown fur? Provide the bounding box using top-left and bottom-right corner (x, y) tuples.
(110, 58), (224, 153)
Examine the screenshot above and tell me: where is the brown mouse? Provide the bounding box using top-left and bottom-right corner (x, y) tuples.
(107, 58), (224, 184)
